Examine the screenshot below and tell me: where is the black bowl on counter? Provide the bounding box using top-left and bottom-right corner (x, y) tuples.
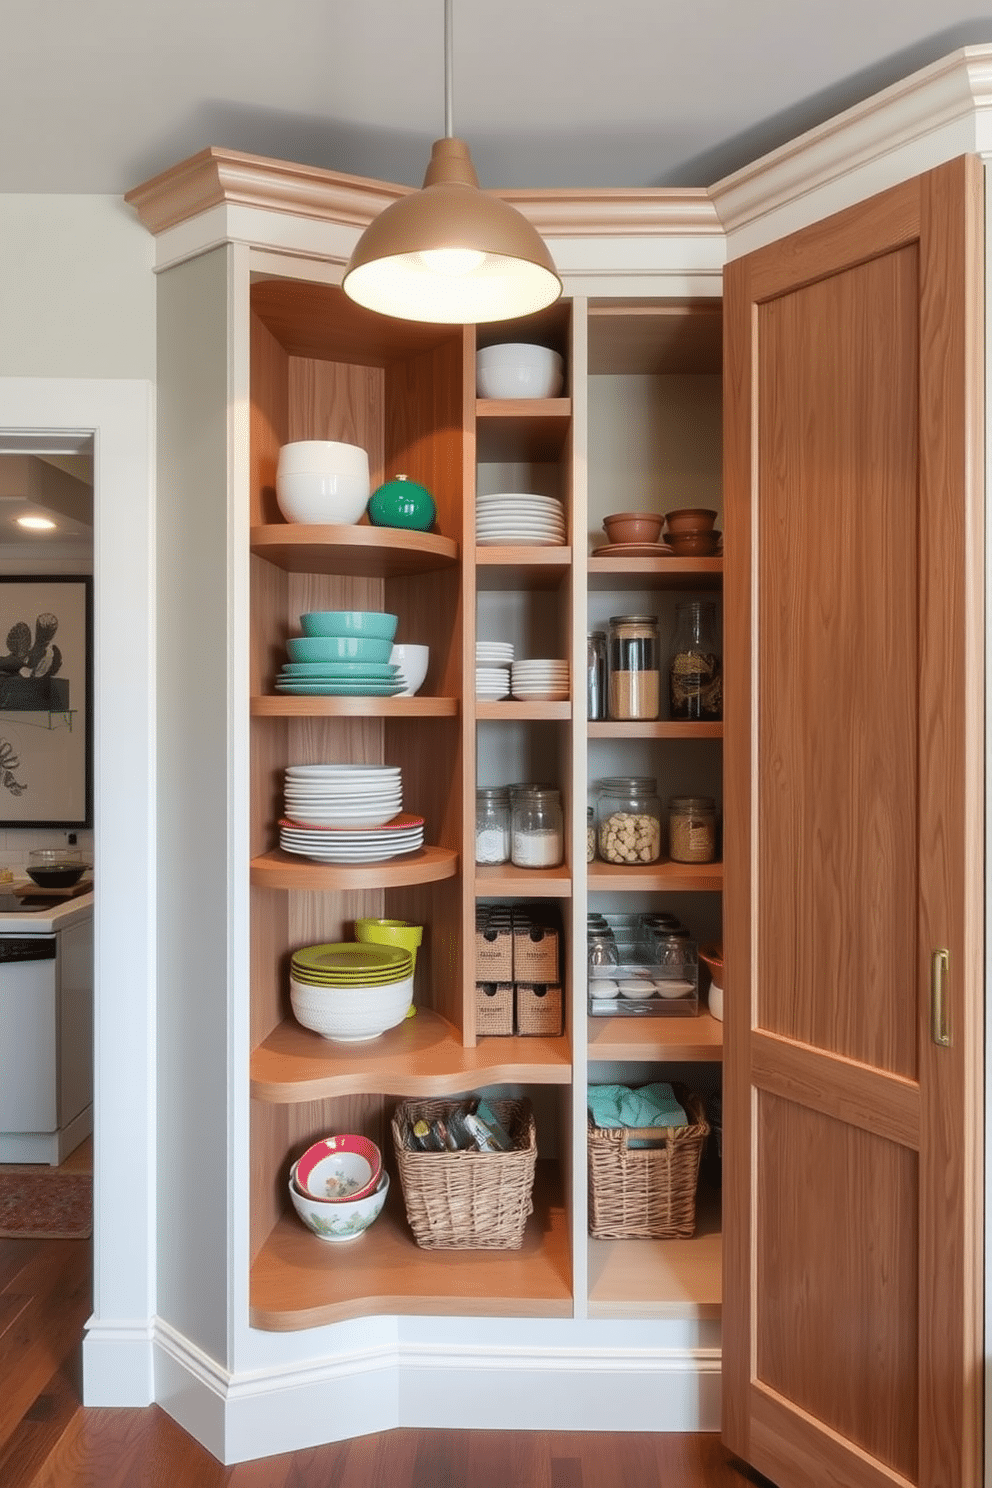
(26, 849), (89, 888)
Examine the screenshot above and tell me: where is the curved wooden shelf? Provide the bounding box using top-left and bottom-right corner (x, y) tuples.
(588, 1009), (723, 1063)
(588, 859), (723, 893)
(251, 694), (459, 718)
(251, 1009), (572, 1101)
(250, 1160), (571, 1330)
(588, 719), (722, 739)
(251, 845), (458, 891)
(475, 863), (572, 897)
(250, 524), (458, 577)
(477, 699), (571, 721)
(587, 555), (722, 591)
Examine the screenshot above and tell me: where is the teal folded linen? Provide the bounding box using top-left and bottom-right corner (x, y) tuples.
(587, 1081), (688, 1131)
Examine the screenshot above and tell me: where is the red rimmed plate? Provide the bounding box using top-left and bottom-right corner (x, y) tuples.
(278, 812), (425, 834)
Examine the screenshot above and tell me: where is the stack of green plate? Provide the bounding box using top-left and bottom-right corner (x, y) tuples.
(290, 941), (413, 986)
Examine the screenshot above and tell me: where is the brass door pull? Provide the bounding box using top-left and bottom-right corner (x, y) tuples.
(931, 948), (951, 1047)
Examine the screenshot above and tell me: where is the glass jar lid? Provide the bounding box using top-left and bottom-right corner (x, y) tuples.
(669, 795), (715, 810)
(476, 786), (509, 800)
(600, 775), (658, 794)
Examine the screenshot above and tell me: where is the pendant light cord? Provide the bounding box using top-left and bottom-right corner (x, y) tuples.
(444, 0), (454, 139)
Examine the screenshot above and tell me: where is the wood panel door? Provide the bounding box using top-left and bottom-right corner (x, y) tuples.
(722, 156), (985, 1488)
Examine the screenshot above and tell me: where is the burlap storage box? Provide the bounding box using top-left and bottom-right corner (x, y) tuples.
(515, 982), (563, 1036)
(587, 1087), (709, 1239)
(511, 911), (560, 982)
(475, 908), (513, 981)
(475, 982), (514, 1036)
(392, 1097), (537, 1249)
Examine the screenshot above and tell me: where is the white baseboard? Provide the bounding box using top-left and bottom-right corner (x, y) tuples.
(82, 1317), (155, 1406)
(126, 1327), (722, 1464)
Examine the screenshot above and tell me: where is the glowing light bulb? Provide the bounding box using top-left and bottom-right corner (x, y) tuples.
(419, 247), (486, 276)
(17, 515), (55, 530)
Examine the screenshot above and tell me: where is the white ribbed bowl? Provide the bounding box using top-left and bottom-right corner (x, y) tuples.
(289, 973), (414, 1042)
(276, 441), (370, 524)
(476, 344), (564, 400)
(288, 1164), (389, 1242)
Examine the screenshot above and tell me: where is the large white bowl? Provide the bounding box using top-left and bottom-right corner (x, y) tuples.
(289, 1164), (389, 1243)
(476, 344), (564, 400)
(289, 972), (415, 1042)
(276, 441), (370, 525)
(389, 643), (430, 697)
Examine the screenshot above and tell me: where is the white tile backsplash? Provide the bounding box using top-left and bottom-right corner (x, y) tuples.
(0, 827), (94, 877)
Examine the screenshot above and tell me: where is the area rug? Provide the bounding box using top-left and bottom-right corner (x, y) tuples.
(0, 1170), (92, 1239)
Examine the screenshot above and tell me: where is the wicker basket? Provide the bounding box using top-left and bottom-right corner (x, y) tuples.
(516, 982), (563, 1036)
(587, 1087), (709, 1239)
(392, 1097), (537, 1250)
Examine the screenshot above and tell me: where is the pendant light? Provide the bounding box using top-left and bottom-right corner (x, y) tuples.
(342, 0), (562, 324)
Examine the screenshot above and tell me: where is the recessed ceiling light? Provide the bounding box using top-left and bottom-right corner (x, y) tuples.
(16, 515), (56, 530)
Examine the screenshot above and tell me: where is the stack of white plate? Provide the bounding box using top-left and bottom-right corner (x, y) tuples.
(476, 641), (513, 700)
(476, 494), (566, 546)
(279, 813), (425, 863)
(283, 764), (402, 828)
(510, 659), (570, 701)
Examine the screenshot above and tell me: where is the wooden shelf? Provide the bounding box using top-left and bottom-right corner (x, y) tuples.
(588, 860), (723, 893)
(250, 524), (458, 577)
(477, 699), (571, 721)
(587, 555), (722, 590)
(475, 547), (571, 590)
(250, 1159), (573, 1330)
(586, 1182), (722, 1320)
(251, 846), (459, 891)
(588, 720), (722, 739)
(588, 1009), (723, 1063)
(251, 695), (459, 718)
(252, 1009), (572, 1101)
(475, 399), (572, 462)
(475, 863), (572, 897)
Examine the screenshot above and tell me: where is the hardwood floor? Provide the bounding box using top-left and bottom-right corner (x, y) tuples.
(0, 1143), (769, 1487)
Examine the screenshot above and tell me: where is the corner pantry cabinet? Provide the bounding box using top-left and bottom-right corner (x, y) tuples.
(123, 46), (987, 1472)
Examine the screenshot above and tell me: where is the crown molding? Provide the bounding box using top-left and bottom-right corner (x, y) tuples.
(125, 146), (721, 242)
(711, 43), (992, 241)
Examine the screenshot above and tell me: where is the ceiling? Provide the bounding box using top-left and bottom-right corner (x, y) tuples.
(6, 3), (992, 196)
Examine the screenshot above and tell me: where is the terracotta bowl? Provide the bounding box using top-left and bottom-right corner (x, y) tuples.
(667, 529), (721, 556)
(664, 507), (718, 535)
(602, 511), (663, 545)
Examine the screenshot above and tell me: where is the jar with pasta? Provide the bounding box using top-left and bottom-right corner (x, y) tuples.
(596, 777), (662, 864)
(668, 795), (717, 863)
(668, 600), (722, 720)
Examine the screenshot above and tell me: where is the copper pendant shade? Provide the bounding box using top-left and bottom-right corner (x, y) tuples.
(342, 6), (562, 324)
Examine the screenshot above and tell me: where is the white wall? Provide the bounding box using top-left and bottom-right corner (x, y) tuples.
(0, 195), (155, 380)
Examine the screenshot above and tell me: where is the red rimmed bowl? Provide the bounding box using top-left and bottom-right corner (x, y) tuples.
(296, 1134), (383, 1203)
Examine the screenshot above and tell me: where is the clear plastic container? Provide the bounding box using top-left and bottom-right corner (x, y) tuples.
(596, 777), (662, 864)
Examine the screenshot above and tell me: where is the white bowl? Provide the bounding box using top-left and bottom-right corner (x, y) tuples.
(276, 442), (370, 525)
(389, 644), (430, 697)
(289, 973), (414, 1042)
(476, 344), (564, 400)
(288, 1165), (389, 1243)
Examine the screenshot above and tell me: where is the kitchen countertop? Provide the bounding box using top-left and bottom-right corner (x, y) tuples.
(0, 886), (94, 933)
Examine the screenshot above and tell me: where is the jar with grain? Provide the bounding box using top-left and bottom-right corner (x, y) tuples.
(596, 777), (662, 864)
(607, 615), (660, 720)
(475, 787), (511, 864)
(511, 787), (564, 869)
(587, 805), (596, 862)
(668, 600), (722, 720)
(668, 795), (717, 863)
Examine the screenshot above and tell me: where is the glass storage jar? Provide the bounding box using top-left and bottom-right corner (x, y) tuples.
(668, 600), (722, 720)
(607, 615), (660, 720)
(475, 787), (511, 864)
(596, 777), (662, 864)
(510, 787), (564, 869)
(668, 795), (717, 862)
(587, 631), (607, 719)
(587, 805), (596, 861)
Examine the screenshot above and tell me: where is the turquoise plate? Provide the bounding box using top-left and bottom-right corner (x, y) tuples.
(280, 663), (400, 678)
(275, 681), (406, 696)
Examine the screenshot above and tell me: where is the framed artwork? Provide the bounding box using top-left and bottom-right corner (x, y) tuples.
(0, 575), (93, 827)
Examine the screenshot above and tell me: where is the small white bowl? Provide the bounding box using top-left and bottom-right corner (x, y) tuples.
(618, 978), (657, 999)
(289, 973), (414, 1042)
(476, 344), (564, 400)
(289, 1165), (389, 1243)
(276, 441), (370, 525)
(389, 643), (430, 697)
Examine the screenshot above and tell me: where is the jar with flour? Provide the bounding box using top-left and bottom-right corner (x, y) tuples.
(511, 788), (564, 869)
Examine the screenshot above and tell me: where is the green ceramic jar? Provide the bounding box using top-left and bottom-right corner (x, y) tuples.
(367, 474), (437, 531)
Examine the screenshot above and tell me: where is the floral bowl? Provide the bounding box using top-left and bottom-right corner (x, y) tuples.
(289, 1163), (389, 1243)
